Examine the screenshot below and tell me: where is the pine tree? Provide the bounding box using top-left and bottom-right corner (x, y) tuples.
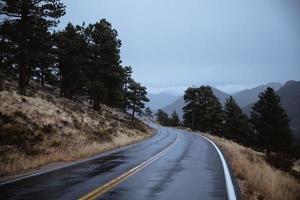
(170, 110), (180, 126)
(145, 107), (153, 118)
(122, 66), (133, 113)
(183, 87), (198, 130)
(223, 96), (252, 144)
(251, 87), (292, 155)
(183, 86), (223, 133)
(127, 80), (149, 122)
(155, 109), (170, 126)
(85, 19), (123, 109)
(0, 0), (65, 93)
(54, 23), (87, 100)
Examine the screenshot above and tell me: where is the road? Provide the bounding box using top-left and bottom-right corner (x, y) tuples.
(0, 124), (238, 200)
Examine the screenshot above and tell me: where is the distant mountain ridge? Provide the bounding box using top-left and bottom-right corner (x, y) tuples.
(277, 80), (300, 142)
(162, 82), (283, 120)
(234, 82), (282, 107)
(241, 81), (300, 142)
(160, 81), (300, 142)
(146, 93), (179, 110)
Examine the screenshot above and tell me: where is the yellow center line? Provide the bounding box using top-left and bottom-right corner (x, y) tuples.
(78, 135), (178, 200)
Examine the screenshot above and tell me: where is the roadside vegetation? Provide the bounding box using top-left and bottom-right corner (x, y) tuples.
(203, 133), (300, 200)
(155, 109), (180, 127)
(0, 79), (153, 176)
(0, 0), (152, 176)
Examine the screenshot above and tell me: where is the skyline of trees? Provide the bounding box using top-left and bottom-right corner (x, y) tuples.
(0, 1), (149, 121)
(180, 85), (292, 154)
(0, 0), (65, 94)
(251, 87), (292, 155)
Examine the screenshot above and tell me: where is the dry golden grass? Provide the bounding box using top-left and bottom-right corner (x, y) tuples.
(202, 133), (300, 200)
(0, 80), (153, 177)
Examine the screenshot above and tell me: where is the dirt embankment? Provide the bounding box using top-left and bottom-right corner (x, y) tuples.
(0, 80), (153, 177)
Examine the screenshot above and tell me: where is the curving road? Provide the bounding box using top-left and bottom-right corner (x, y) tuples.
(0, 124), (238, 200)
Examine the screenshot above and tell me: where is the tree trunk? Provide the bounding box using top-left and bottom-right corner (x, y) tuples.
(41, 68), (45, 87)
(192, 110), (195, 131)
(18, 62), (26, 95)
(93, 95), (101, 111)
(266, 149), (271, 158)
(18, 1), (29, 95)
(132, 103), (135, 122)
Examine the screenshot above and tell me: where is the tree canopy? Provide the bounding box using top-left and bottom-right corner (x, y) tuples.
(183, 86), (223, 133)
(251, 87), (292, 154)
(0, 3), (148, 120)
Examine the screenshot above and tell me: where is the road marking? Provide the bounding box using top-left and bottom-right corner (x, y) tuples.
(0, 131), (161, 186)
(78, 134), (178, 200)
(194, 133), (237, 200)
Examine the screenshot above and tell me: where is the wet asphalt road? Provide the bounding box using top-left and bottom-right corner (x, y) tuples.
(0, 124), (230, 200)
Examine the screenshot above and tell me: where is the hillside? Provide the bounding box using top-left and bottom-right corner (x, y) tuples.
(146, 93), (179, 110)
(241, 80), (300, 143)
(277, 80), (300, 142)
(162, 88), (229, 119)
(233, 82), (282, 107)
(0, 79), (153, 176)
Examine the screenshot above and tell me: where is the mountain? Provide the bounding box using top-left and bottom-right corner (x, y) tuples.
(162, 88), (230, 120)
(241, 81), (300, 143)
(162, 83), (283, 121)
(277, 80), (300, 142)
(233, 82), (283, 107)
(146, 93), (179, 110)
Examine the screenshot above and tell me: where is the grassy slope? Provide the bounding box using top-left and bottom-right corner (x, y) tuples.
(0, 80), (153, 177)
(202, 133), (300, 200)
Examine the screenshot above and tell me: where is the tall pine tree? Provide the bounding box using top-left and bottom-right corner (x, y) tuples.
(155, 109), (170, 126)
(145, 107), (153, 118)
(85, 19), (123, 109)
(122, 66), (133, 113)
(127, 80), (149, 122)
(183, 86), (223, 133)
(0, 0), (65, 93)
(223, 96), (253, 145)
(54, 23), (87, 99)
(170, 110), (180, 127)
(251, 87), (292, 155)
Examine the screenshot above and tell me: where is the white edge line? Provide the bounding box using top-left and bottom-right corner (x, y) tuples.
(195, 133), (237, 200)
(0, 130), (161, 186)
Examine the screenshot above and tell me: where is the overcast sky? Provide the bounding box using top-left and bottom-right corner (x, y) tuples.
(59, 0), (300, 95)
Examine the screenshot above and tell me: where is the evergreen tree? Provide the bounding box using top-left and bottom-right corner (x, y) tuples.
(155, 109), (170, 126)
(127, 80), (149, 122)
(0, 0), (65, 93)
(223, 96), (252, 144)
(122, 66), (133, 113)
(183, 86), (223, 133)
(251, 87), (292, 155)
(183, 87), (197, 129)
(54, 23), (87, 99)
(170, 110), (180, 127)
(85, 19), (123, 109)
(0, 20), (15, 76)
(145, 107), (153, 118)
(31, 28), (55, 87)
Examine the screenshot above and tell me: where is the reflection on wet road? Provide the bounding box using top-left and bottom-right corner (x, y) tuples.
(0, 124), (233, 200)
